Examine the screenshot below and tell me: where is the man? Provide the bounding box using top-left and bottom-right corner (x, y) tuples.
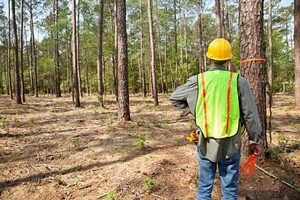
(170, 38), (263, 200)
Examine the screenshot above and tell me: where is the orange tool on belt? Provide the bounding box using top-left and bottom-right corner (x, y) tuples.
(239, 154), (257, 180)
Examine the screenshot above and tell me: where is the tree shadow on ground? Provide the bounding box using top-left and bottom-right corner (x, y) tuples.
(0, 142), (186, 191)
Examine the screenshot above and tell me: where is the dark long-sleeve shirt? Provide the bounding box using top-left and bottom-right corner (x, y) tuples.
(170, 66), (262, 162)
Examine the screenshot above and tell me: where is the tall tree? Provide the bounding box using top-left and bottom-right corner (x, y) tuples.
(174, 0), (178, 87)
(11, 0), (22, 104)
(97, 0), (104, 107)
(239, 0), (267, 148)
(140, 0), (146, 97)
(72, 0), (80, 107)
(295, 0), (300, 108)
(29, 0), (38, 97)
(148, 0), (158, 106)
(215, 0), (223, 38)
(20, 0), (25, 102)
(7, 0), (13, 99)
(116, 0), (130, 121)
(199, 0), (205, 72)
(268, 0), (274, 142)
(54, 0), (61, 97)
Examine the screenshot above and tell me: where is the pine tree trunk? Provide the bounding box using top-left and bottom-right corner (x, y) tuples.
(72, 0), (80, 107)
(12, 0), (22, 104)
(199, 0), (205, 73)
(114, 2), (119, 101)
(295, 0), (300, 108)
(20, 0), (25, 102)
(140, 0), (146, 97)
(215, 0), (222, 38)
(116, 0), (131, 121)
(174, 0), (178, 87)
(239, 0), (267, 148)
(30, 0), (38, 97)
(148, 0), (158, 106)
(77, 0), (82, 98)
(268, 0), (273, 143)
(55, 0), (61, 97)
(7, 0), (13, 99)
(97, 0), (104, 107)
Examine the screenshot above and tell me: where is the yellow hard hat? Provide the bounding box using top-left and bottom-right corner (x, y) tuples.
(206, 38), (233, 61)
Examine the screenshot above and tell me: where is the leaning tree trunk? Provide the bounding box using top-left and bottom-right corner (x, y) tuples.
(116, 0), (131, 121)
(148, 0), (158, 106)
(239, 0), (267, 148)
(12, 0), (22, 104)
(295, 0), (300, 108)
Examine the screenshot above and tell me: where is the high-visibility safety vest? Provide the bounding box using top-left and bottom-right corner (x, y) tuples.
(195, 70), (240, 139)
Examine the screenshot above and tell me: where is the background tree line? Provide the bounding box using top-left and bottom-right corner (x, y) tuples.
(0, 0), (295, 99)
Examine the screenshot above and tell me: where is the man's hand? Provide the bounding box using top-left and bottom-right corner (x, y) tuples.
(248, 143), (261, 156)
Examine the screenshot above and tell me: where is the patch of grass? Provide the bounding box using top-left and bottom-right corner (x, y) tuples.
(135, 133), (150, 149)
(142, 177), (154, 194)
(76, 111), (84, 118)
(107, 115), (116, 124)
(290, 122), (300, 129)
(0, 115), (7, 128)
(71, 137), (87, 149)
(98, 191), (122, 200)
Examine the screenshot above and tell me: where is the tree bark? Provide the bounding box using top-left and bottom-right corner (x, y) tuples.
(148, 0), (158, 106)
(97, 0), (104, 107)
(11, 0), (22, 104)
(55, 0), (61, 97)
(20, 0), (25, 102)
(116, 0), (131, 121)
(239, 0), (267, 148)
(7, 0), (13, 99)
(140, 0), (146, 97)
(30, 0), (38, 97)
(199, 0), (205, 73)
(72, 0), (80, 107)
(174, 0), (178, 87)
(295, 0), (300, 107)
(215, 0), (223, 38)
(77, 0), (83, 98)
(268, 0), (273, 143)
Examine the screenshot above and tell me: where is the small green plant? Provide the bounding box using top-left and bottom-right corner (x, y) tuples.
(107, 115), (116, 124)
(142, 177), (154, 194)
(76, 112), (84, 118)
(98, 191), (115, 200)
(135, 133), (149, 149)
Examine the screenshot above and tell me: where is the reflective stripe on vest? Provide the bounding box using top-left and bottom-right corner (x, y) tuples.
(195, 70), (240, 139)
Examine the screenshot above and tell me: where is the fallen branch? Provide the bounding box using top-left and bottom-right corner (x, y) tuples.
(255, 164), (300, 193)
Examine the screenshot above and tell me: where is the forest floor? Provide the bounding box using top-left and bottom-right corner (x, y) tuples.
(0, 93), (299, 200)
